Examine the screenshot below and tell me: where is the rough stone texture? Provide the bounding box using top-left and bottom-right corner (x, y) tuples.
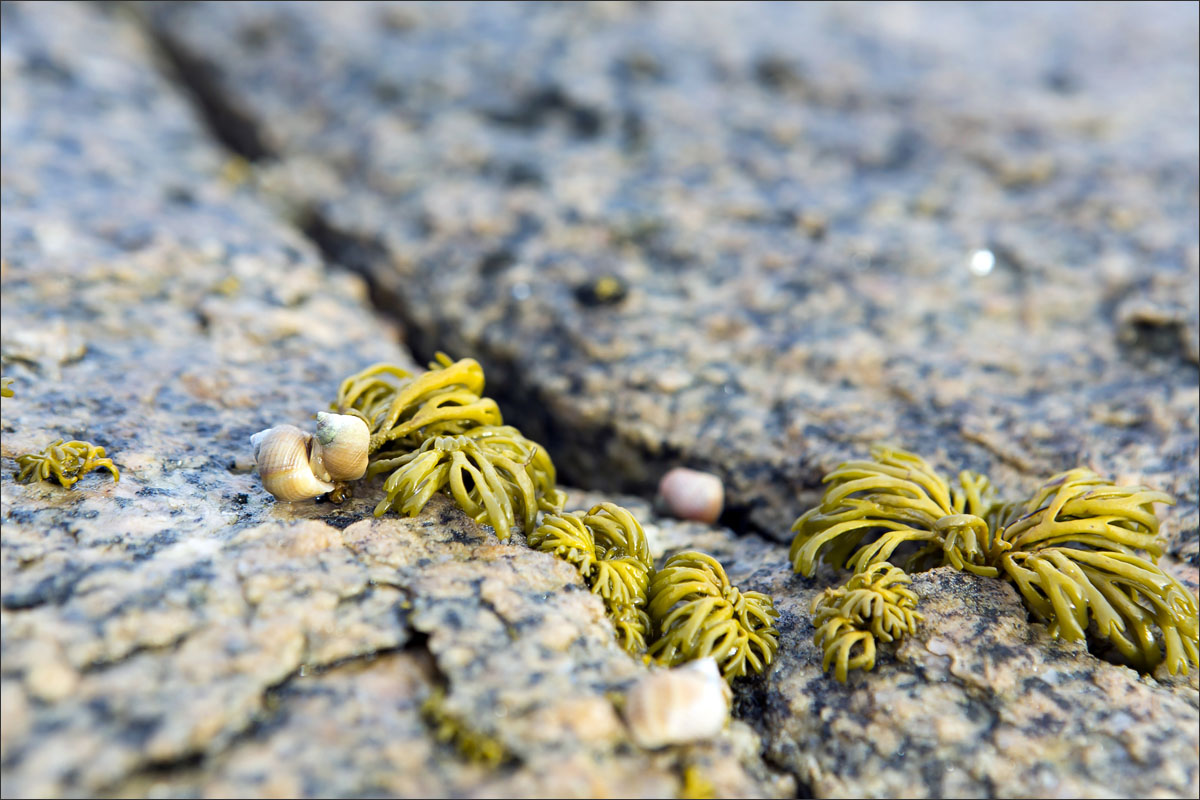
(571, 490), (1200, 798)
(145, 1), (1199, 568)
(758, 566), (1200, 799)
(4, 3), (1198, 798)
(0, 4), (788, 797)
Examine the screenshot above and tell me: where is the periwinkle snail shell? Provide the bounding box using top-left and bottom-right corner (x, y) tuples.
(311, 412), (369, 481)
(250, 424), (335, 502)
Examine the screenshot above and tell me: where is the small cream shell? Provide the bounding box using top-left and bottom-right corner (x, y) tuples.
(251, 424), (335, 502)
(311, 412), (369, 481)
(658, 467), (724, 524)
(623, 657), (731, 749)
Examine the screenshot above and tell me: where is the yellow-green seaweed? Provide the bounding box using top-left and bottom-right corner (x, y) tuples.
(810, 562), (922, 682)
(15, 439), (119, 488)
(530, 503), (653, 653)
(794, 449), (1197, 676)
(997, 468), (1170, 557)
(369, 425), (564, 539)
(335, 353), (502, 453)
(790, 446), (1006, 578)
(609, 601), (653, 654)
(1, 377), (13, 397)
(647, 551), (779, 681)
(530, 508), (651, 607)
(994, 468), (1196, 674)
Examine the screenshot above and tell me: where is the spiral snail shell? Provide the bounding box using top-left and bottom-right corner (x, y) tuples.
(622, 657), (731, 749)
(311, 411), (370, 481)
(251, 413), (371, 502)
(251, 424), (335, 502)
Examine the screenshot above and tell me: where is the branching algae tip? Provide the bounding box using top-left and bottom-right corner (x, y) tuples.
(14, 439), (120, 488)
(793, 445), (1198, 681)
(4, 378), (120, 488)
(251, 354), (780, 681)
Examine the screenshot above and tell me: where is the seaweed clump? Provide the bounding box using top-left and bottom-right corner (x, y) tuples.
(370, 426), (564, 536)
(791, 447), (1005, 578)
(647, 551), (780, 681)
(792, 446), (1198, 678)
(531, 503), (654, 653)
(997, 469), (1197, 674)
(326, 356), (780, 679)
(810, 562), (921, 682)
(15, 439), (119, 488)
(335, 354), (563, 539)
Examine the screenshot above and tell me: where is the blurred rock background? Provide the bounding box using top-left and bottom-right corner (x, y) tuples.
(2, 2), (1196, 797)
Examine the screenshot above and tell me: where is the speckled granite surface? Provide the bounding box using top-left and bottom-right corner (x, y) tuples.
(144, 1), (1199, 559)
(572, 490), (1200, 798)
(0, 4), (786, 797)
(2, 1), (1198, 798)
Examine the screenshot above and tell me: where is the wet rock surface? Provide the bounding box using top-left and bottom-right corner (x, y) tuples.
(144, 1), (1198, 560)
(3, 2), (1198, 798)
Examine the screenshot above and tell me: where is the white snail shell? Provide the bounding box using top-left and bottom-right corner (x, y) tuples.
(623, 657), (731, 749)
(311, 412), (369, 481)
(251, 424), (335, 502)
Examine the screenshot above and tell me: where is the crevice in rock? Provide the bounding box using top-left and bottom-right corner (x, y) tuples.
(137, 10), (271, 162)
(137, 16), (776, 542)
(297, 212), (680, 510)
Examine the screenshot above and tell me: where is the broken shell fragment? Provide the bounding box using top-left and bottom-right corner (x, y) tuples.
(251, 424), (335, 502)
(311, 411), (370, 481)
(658, 467), (724, 524)
(623, 657), (731, 749)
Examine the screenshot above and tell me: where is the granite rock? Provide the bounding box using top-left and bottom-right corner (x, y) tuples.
(4, 2), (1198, 798)
(759, 566), (1200, 799)
(571, 490), (1200, 798)
(144, 1), (1198, 566)
(0, 3), (789, 797)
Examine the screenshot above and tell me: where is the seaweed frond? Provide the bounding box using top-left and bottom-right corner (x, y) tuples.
(998, 468), (1170, 558)
(995, 469), (1195, 674)
(335, 354), (502, 453)
(531, 503), (653, 652)
(1, 377), (13, 397)
(810, 562), (922, 682)
(790, 446), (1005, 578)
(15, 439), (120, 488)
(1002, 548), (1198, 673)
(609, 601), (652, 653)
(421, 687), (508, 767)
(369, 425), (562, 538)
(530, 510), (651, 607)
(583, 501), (653, 571)
(647, 551), (779, 681)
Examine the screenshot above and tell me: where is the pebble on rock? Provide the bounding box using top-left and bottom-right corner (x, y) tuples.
(623, 657), (731, 749)
(658, 467), (725, 524)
